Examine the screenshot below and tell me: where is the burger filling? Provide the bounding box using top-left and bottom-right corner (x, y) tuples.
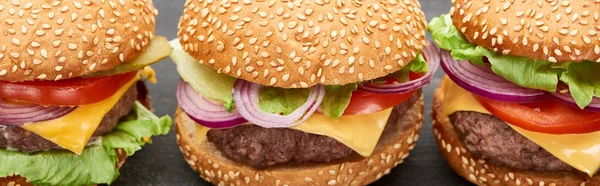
(430, 13), (600, 177)
(207, 92), (420, 168)
(440, 76), (600, 176)
(170, 38), (436, 169)
(450, 111), (574, 172)
(0, 83), (138, 153)
(0, 37), (173, 185)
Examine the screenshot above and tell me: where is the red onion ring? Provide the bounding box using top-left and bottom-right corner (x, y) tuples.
(0, 100), (76, 126)
(549, 84), (600, 112)
(176, 80), (248, 129)
(233, 79), (325, 128)
(440, 50), (547, 103)
(358, 39), (441, 94)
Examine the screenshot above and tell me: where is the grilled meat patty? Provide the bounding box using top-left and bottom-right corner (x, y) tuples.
(450, 111), (574, 172)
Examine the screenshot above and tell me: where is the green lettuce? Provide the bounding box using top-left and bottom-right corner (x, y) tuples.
(257, 84), (357, 121)
(408, 53), (430, 73)
(259, 87), (309, 115)
(486, 55), (560, 92)
(320, 84), (358, 120)
(428, 14), (600, 108)
(559, 62), (600, 108)
(0, 102), (172, 186)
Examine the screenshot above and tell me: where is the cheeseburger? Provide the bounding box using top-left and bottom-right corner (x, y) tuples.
(430, 0), (600, 185)
(171, 0), (440, 185)
(0, 0), (173, 185)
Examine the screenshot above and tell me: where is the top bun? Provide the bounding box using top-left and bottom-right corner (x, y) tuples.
(0, 0), (157, 82)
(451, 0), (600, 63)
(178, 0), (427, 88)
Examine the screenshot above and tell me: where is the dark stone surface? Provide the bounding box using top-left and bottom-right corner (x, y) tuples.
(113, 0), (472, 185)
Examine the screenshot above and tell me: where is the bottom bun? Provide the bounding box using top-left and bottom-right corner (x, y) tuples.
(431, 85), (600, 185)
(0, 148), (127, 186)
(175, 96), (424, 186)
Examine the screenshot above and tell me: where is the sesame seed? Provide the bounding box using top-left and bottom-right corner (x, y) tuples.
(327, 180), (337, 185)
(68, 43), (78, 50)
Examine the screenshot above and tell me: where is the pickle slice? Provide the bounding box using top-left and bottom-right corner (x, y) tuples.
(88, 36), (173, 77)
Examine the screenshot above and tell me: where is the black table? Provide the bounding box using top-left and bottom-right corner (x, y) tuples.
(114, 0), (472, 185)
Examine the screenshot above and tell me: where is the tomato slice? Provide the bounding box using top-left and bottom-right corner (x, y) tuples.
(0, 72), (137, 106)
(343, 90), (415, 115)
(343, 73), (422, 115)
(475, 95), (600, 134)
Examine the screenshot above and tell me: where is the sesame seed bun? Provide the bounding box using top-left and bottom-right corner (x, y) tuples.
(450, 0), (600, 63)
(177, 0), (427, 88)
(0, 0), (158, 82)
(174, 95), (424, 186)
(431, 85), (600, 185)
(0, 148), (127, 186)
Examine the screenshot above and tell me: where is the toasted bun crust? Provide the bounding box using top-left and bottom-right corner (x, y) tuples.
(0, 148), (127, 186)
(175, 95), (424, 186)
(0, 0), (158, 82)
(178, 0), (427, 88)
(450, 0), (600, 63)
(431, 85), (600, 185)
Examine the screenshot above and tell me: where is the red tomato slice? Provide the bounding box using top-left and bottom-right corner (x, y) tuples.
(0, 72), (137, 106)
(475, 95), (600, 134)
(343, 72), (422, 115)
(343, 90), (415, 115)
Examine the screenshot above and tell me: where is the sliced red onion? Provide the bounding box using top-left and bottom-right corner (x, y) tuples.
(550, 85), (600, 112)
(233, 79), (325, 128)
(176, 80), (247, 129)
(358, 39), (441, 94)
(440, 50), (547, 103)
(0, 100), (76, 126)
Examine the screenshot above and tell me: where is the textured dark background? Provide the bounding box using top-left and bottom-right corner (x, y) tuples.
(114, 0), (472, 185)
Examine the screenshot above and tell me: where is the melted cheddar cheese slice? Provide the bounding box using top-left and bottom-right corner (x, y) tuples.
(441, 76), (600, 177)
(195, 108), (393, 157)
(20, 74), (141, 154)
(291, 109), (392, 156)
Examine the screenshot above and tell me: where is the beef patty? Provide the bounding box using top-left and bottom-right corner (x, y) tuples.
(0, 83), (139, 153)
(450, 111), (574, 172)
(207, 90), (421, 169)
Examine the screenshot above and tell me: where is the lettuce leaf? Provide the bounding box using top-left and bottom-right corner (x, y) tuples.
(258, 87), (310, 115)
(103, 102), (172, 156)
(559, 62), (600, 108)
(406, 53), (430, 73)
(487, 55), (559, 92)
(428, 14), (600, 108)
(320, 84), (358, 120)
(0, 102), (172, 186)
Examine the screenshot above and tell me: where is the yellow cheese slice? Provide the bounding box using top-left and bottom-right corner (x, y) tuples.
(441, 76), (600, 176)
(194, 108), (393, 157)
(291, 108), (393, 156)
(440, 76), (489, 117)
(20, 74), (140, 154)
(196, 124), (210, 141)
